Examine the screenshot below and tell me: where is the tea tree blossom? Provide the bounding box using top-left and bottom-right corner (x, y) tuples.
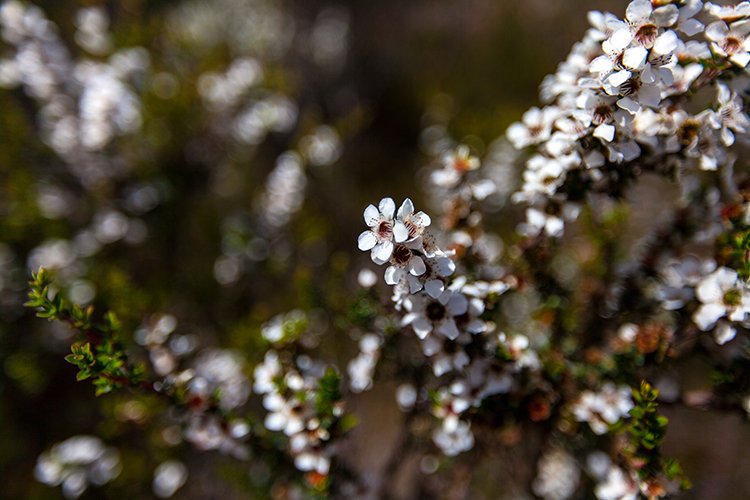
(705, 19), (750, 67)
(358, 197), (408, 262)
(572, 384), (634, 435)
(692, 266), (750, 337)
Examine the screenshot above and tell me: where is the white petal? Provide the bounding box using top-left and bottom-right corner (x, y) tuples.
(384, 265), (403, 285)
(722, 126), (736, 146)
(545, 216), (565, 237)
(447, 293), (469, 316)
(438, 319), (460, 340)
(364, 205), (379, 226)
(401, 312), (418, 326)
(607, 69), (632, 88)
(393, 221), (409, 242)
(584, 150), (605, 168)
(623, 46), (648, 70)
(653, 5), (679, 27)
(409, 256), (426, 276)
(734, 19), (750, 36)
(358, 231), (377, 251)
(466, 319), (486, 334)
(372, 240), (394, 262)
(679, 19), (704, 37)
(526, 207), (546, 230)
(730, 51), (750, 68)
(425, 279), (445, 298)
(593, 123), (616, 142)
(616, 96), (640, 114)
(705, 21), (729, 43)
(407, 275), (424, 294)
(433, 357), (452, 377)
(718, 83), (731, 104)
(714, 322), (736, 345)
(653, 30), (678, 55)
(638, 84), (662, 107)
(715, 267), (738, 289)
(265, 412), (286, 431)
(413, 211), (432, 228)
(435, 257), (456, 277)
(379, 197), (395, 219)
(626, 0), (652, 23)
(397, 198), (414, 219)
(693, 303), (726, 330)
(610, 28), (634, 51)
(590, 55), (614, 74)
(412, 318), (432, 339)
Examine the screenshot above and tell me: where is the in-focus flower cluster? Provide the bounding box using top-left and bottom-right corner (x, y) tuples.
(508, 0), (750, 238)
(357, 193), (534, 455)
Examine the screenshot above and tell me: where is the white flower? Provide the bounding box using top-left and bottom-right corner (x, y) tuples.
(383, 243), (426, 293)
(705, 19), (750, 67)
(432, 145), (480, 188)
(595, 465), (638, 500)
(522, 207), (565, 238)
(677, 0), (705, 36)
(34, 436), (121, 499)
(402, 290), (469, 341)
(254, 350), (282, 394)
(693, 266), (750, 330)
(263, 393), (305, 436)
(708, 83), (750, 146)
(396, 197), (431, 241)
(432, 416), (474, 456)
(572, 383), (633, 435)
(358, 197), (408, 262)
(706, 2), (750, 23)
(607, 0), (679, 50)
(656, 256), (716, 310)
(420, 254), (456, 298)
(507, 107), (559, 149)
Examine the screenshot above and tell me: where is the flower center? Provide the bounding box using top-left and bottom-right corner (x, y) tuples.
(592, 104), (612, 125)
(722, 36), (743, 55)
(391, 244), (412, 265)
(620, 76), (642, 97)
(634, 24), (658, 48)
(453, 157), (472, 172)
(678, 120), (700, 146)
(723, 288), (741, 306)
(426, 301), (447, 321)
(377, 220), (393, 239)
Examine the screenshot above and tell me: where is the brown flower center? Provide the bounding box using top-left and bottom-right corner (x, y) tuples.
(391, 244), (412, 265)
(426, 301), (447, 321)
(722, 36), (743, 55)
(634, 24), (659, 48)
(377, 220), (392, 239)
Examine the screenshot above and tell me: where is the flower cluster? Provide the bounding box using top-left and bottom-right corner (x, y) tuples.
(571, 383), (634, 435)
(358, 195), (530, 455)
(34, 436), (121, 499)
(0, 1), (146, 185)
(509, 0), (750, 237)
(254, 350), (343, 475)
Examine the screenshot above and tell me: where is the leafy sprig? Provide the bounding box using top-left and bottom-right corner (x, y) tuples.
(25, 268), (147, 395)
(626, 381), (690, 494)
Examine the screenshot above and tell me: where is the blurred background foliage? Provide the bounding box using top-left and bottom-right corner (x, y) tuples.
(2, 0), (750, 498)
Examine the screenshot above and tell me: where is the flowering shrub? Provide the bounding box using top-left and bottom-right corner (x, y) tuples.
(5, 0), (750, 498)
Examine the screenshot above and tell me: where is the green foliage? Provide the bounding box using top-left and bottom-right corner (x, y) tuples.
(626, 381), (690, 491)
(718, 203), (750, 281)
(25, 268), (147, 396)
(315, 367), (343, 430)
